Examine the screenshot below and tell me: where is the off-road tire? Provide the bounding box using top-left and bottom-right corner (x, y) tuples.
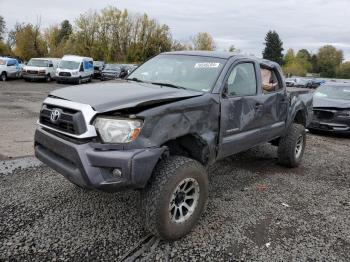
(278, 123), (306, 167)
(1, 72), (7, 81)
(140, 156), (208, 240)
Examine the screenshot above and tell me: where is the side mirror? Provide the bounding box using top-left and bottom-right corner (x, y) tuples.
(222, 83), (229, 98)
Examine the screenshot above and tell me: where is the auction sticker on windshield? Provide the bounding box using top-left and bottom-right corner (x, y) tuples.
(194, 62), (220, 68)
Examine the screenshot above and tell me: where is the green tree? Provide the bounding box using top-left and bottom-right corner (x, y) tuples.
(310, 54), (318, 73)
(11, 23), (47, 61)
(172, 40), (188, 51)
(283, 48), (295, 65)
(57, 20), (72, 43)
(296, 49), (311, 62)
(262, 30), (284, 65)
(192, 32), (215, 51)
(336, 62), (350, 79)
(317, 45), (343, 77)
(0, 16), (6, 41)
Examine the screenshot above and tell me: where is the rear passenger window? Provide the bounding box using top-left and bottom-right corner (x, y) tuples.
(227, 63), (257, 96)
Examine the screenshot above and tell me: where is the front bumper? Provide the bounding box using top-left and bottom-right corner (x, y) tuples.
(101, 73), (117, 80)
(309, 121), (350, 133)
(56, 76), (80, 83)
(23, 74), (46, 80)
(34, 127), (165, 192)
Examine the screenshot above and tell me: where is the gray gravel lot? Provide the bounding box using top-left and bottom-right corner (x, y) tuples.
(1, 133), (349, 261)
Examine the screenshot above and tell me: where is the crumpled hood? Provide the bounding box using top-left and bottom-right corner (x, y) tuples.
(313, 96), (350, 109)
(50, 81), (204, 112)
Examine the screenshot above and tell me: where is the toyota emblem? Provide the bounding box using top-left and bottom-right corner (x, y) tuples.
(50, 109), (61, 123)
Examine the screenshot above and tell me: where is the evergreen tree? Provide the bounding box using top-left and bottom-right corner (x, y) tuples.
(262, 30), (284, 65)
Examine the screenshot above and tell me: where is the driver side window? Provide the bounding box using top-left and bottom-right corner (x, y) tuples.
(227, 63), (257, 96)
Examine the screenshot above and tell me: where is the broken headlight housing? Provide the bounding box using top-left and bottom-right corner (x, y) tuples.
(94, 117), (143, 143)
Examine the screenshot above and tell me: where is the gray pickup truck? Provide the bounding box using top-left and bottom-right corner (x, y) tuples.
(34, 51), (313, 240)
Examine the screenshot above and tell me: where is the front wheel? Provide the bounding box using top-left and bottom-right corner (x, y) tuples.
(1, 72), (7, 81)
(141, 156), (208, 240)
(278, 123), (306, 167)
(45, 74), (51, 82)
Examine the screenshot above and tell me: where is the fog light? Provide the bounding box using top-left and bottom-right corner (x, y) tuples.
(111, 168), (122, 177)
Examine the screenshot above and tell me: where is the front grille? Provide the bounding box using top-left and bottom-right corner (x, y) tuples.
(39, 104), (87, 135)
(313, 109), (335, 120)
(59, 72), (71, 77)
(27, 70), (38, 74)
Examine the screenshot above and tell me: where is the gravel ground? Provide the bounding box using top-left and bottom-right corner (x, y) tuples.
(0, 133), (349, 261)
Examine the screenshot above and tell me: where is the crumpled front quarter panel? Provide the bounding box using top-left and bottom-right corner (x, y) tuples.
(136, 94), (220, 162)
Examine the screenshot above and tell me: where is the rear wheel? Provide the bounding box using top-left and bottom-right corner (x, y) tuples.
(1, 72), (7, 81)
(141, 156), (208, 240)
(278, 123), (306, 167)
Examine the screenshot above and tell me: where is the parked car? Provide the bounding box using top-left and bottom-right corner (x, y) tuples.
(0, 57), (22, 81)
(119, 65), (130, 79)
(35, 51), (313, 240)
(93, 61), (105, 79)
(22, 58), (60, 82)
(56, 55), (93, 84)
(309, 83), (350, 133)
(305, 79), (324, 89)
(285, 78), (298, 87)
(100, 64), (121, 81)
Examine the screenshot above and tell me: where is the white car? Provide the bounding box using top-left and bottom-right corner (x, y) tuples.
(23, 58), (60, 82)
(0, 57), (22, 81)
(56, 55), (94, 84)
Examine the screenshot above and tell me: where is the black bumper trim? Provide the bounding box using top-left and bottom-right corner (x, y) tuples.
(34, 127), (165, 192)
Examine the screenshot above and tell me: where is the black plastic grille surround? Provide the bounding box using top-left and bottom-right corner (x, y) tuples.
(59, 72), (71, 77)
(313, 109), (335, 120)
(39, 104), (87, 135)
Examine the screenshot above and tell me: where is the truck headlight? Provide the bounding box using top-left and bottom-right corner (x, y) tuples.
(94, 117), (143, 143)
(338, 111), (350, 117)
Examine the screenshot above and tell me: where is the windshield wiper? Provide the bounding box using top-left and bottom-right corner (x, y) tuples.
(151, 82), (187, 90)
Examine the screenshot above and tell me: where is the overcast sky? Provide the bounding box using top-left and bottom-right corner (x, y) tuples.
(1, 0), (350, 60)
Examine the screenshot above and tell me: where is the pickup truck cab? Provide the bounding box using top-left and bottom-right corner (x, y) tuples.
(56, 55), (93, 84)
(23, 58), (60, 82)
(35, 51), (313, 240)
(0, 57), (22, 81)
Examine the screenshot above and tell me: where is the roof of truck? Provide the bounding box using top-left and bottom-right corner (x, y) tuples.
(161, 51), (279, 67)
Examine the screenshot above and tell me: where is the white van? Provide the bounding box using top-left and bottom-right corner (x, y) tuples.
(23, 58), (61, 82)
(56, 55), (93, 84)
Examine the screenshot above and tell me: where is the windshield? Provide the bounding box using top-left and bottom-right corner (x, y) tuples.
(59, 60), (80, 70)
(104, 64), (120, 70)
(314, 85), (350, 100)
(27, 59), (49, 67)
(128, 54), (226, 92)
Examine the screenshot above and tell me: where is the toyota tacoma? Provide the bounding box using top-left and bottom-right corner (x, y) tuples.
(35, 51), (313, 240)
